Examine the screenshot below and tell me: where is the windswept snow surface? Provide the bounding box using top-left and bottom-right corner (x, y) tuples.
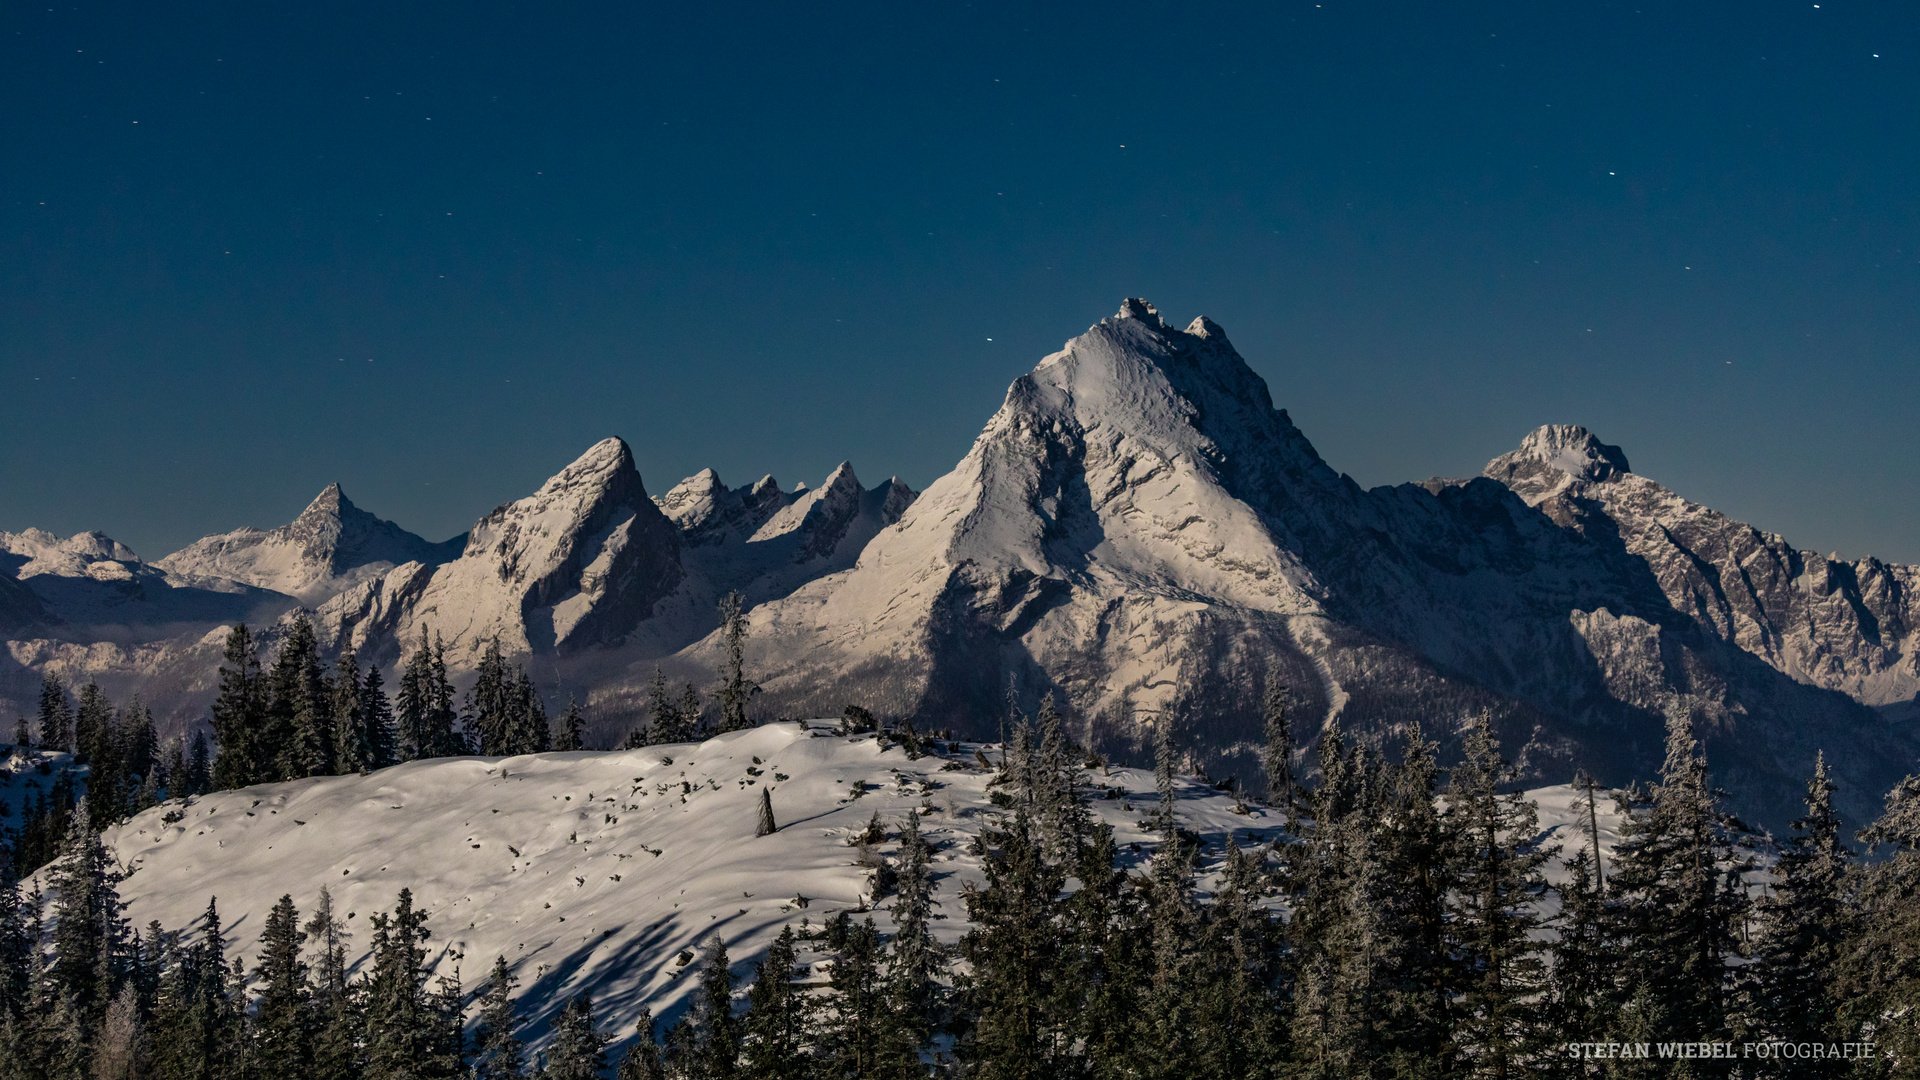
(35, 723), (1629, 1055)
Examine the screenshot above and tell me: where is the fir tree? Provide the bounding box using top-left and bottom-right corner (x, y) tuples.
(1606, 703), (1750, 1048)
(506, 669), (550, 755)
(687, 937), (739, 1080)
(543, 993), (607, 1080)
(820, 914), (911, 1079)
(11, 715), (28, 750)
(960, 810), (1070, 1080)
(1445, 713), (1553, 1079)
(469, 638), (513, 756)
(269, 612), (332, 780)
(92, 982), (147, 1080)
(36, 674), (72, 754)
(1748, 753), (1852, 1075)
(678, 684), (705, 741)
(1138, 805), (1203, 1080)
(427, 632), (461, 756)
(615, 1008), (667, 1080)
(715, 592), (757, 734)
(362, 661), (397, 772)
(740, 927), (810, 1080)
(332, 645), (370, 775)
(1546, 851), (1617, 1071)
(644, 668), (681, 746)
(1261, 679), (1296, 831)
(473, 956), (525, 1080)
(210, 624), (268, 790)
(73, 679), (113, 766)
(887, 810), (942, 1047)
(558, 697), (587, 752)
(250, 894), (311, 1078)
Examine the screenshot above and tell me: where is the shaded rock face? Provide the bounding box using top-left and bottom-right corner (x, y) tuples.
(155, 485), (464, 605)
(703, 301), (1916, 829)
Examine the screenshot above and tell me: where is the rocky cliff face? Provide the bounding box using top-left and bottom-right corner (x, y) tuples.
(155, 484), (464, 605)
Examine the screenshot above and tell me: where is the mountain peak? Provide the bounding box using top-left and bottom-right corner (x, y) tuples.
(296, 483), (352, 523)
(1114, 297), (1164, 326)
(1482, 425), (1632, 505)
(1510, 425), (1631, 481)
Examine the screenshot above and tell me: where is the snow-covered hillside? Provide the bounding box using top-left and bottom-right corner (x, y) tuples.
(0, 528), (291, 634)
(26, 724), (1626, 1055)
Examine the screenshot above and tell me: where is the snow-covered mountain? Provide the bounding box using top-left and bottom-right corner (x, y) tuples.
(661, 300), (1916, 827)
(3, 299), (1914, 827)
(0, 528), (292, 635)
(23, 723), (1626, 1055)
(155, 483), (464, 605)
(316, 437), (685, 669)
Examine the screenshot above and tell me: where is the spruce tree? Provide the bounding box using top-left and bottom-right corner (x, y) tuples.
(11, 715), (29, 749)
(1261, 679), (1296, 831)
(73, 679), (113, 767)
(473, 956), (524, 1080)
(428, 632), (461, 756)
(1606, 703), (1750, 1047)
(48, 801), (125, 1016)
(1546, 851), (1617, 1071)
(715, 592), (757, 733)
(469, 638), (512, 756)
(740, 927), (810, 1080)
(960, 809), (1070, 1080)
(332, 645), (370, 775)
(1064, 819), (1140, 1078)
(250, 894), (311, 1078)
(304, 886), (359, 1080)
(689, 937), (740, 1080)
(887, 809), (942, 1047)
(1749, 753), (1852, 1075)
(397, 627), (434, 763)
(820, 914), (910, 1079)
(644, 668), (680, 746)
(362, 662), (397, 771)
(1837, 766), (1920, 1068)
(505, 669), (549, 755)
(36, 674), (72, 754)
(1033, 694), (1089, 863)
(544, 993), (607, 1080)
(362, 889), (438, 1080)
(1195, 840), (1285, 1080)
(210, 624), (267, 790)
(678, 684), (704, 741)
(1444, 713), (1553, 1079)
(558, 697), (587, 752)
(615, 1008), (667, 1080)
(269, 612), (332, 780)
(1138, 804), (1202, 1080)
(188, 731), (212, 796)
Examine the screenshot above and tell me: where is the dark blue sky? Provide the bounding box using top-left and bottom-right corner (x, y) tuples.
(5, 2), (1916, 562)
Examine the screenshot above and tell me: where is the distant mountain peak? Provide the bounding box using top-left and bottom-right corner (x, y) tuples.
(1483, 425), (1632, 503)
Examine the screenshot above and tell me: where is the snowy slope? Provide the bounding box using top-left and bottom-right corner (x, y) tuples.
(156, 484), (463, 606)
(61, 724), (1289, 1050)
(28, 723), (1624, 1055)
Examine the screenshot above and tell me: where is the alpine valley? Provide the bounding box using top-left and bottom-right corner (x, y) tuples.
(5, 301), (1916, 828)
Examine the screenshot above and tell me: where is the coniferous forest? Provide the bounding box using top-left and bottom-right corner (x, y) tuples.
(1, 618), (1917, 1078)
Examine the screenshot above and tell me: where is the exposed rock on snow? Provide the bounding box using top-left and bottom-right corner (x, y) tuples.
(156, 484), (464, 605)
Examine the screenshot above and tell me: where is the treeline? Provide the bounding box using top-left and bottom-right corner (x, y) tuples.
(6, 684), (1917, 1076)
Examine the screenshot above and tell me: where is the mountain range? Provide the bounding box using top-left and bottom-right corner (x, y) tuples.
(3, 300), (1914, 827)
